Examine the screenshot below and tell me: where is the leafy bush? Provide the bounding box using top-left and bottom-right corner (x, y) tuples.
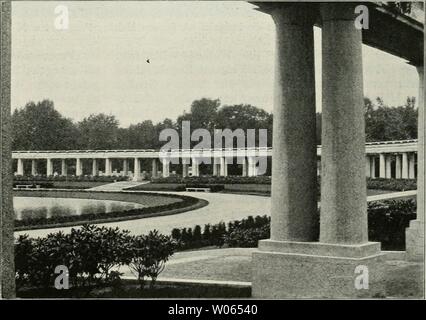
(15, 225), (175, 292)
(368, 199), (416, 250)
(128, 230), (176, 289)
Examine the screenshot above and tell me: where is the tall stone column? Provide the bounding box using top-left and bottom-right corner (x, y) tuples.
(253, 3), (385, 299)
(267, 4), (317, 242)
(92, 159), (98, 176)
(409, 153), (416, 179)
(395, 154), (402, 179)
(133, 158), (140, 181)
(105, 158), (112, 176)
(122, 159), (129, 176)
(151, 158), (158, 178)
(17, 158), (24, 175)
(31, 159), (37, 176)
(46, 158), (53, 176)
(379, 154), (386, 178)
(319, 2), (368, 245)
(1, 0), (15, 298)
(76, 158), (83, 176)
(402, 152), (409, 178)
(406, 65), (424, 261)
(61, 159), (67, 176)
(253, 3), (325, 298)
(385, 155), (392, 179)
(370, 156), (376, 178)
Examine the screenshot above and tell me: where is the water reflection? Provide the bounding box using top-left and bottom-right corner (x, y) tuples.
(14, 197), (144, 221)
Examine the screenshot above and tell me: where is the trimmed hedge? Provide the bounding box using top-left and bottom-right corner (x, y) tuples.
(152, 175), (272, 185)
(171, 199), (416, 251)
(151, 176), (417, 193)
(366, 178), (417, 191)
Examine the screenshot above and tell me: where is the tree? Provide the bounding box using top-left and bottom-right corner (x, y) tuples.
(12, 100), (79, 150)
(365, 97), (417, 142)
(177, 98), (220, 132)
(215, 104), (273, 147)
(118, 120), (158, 149)
(77, 114), (120, 150)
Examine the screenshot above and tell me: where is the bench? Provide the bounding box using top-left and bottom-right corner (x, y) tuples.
(15, 184), (33, 189)
(185, 187), (211, 192)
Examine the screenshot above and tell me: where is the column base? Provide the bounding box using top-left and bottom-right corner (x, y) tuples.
(252, 240), (386, 299)
(406, 220), (424, 262)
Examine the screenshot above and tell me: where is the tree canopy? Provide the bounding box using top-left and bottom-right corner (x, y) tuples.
(12, 96), (418, 151)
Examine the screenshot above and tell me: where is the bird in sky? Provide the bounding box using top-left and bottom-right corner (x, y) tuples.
(146, 58), (150, 64)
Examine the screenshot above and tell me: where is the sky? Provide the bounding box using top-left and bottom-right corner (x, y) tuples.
(11, 1), (419, 127)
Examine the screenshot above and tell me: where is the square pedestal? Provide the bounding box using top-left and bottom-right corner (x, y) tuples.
(252, 240), (386, 299)
(406, 220), (424, 262)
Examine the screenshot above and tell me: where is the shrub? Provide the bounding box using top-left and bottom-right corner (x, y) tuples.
(15, 225), (174, 292)
(224, 225), (270, 248)
(368, 199), (416, 250)
(128, 230), (176, 289)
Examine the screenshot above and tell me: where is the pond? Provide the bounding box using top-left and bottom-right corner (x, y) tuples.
(14, 197), (144, 221)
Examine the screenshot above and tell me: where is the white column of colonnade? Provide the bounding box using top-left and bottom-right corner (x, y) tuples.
(219, 157), (228, 177)
(152, 159), (158, 178)
(92, 159), (98, 176)
(241, 156), (248, 176)
(61, 159), (67, 176)
(181, 158), (188, 177)
(395, 154), (402, 179)
(191, 158), (200, 177)
(385, 155), (392, 179)
(46, 159), (53, 176)
(16, 158), (24, 175)
(379, 154), (386, 178)
(409, 153), (416, 178)
(370, 155), (376, 178)
(365, 155), (371, 178)
(162, 158), (170, 178)
(122, 159), (129, 176)
(76, 158), (83, 176)
(31, 159), (37, 176)
(105, 158), (112, 176)
(133, 158), (140, 180)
